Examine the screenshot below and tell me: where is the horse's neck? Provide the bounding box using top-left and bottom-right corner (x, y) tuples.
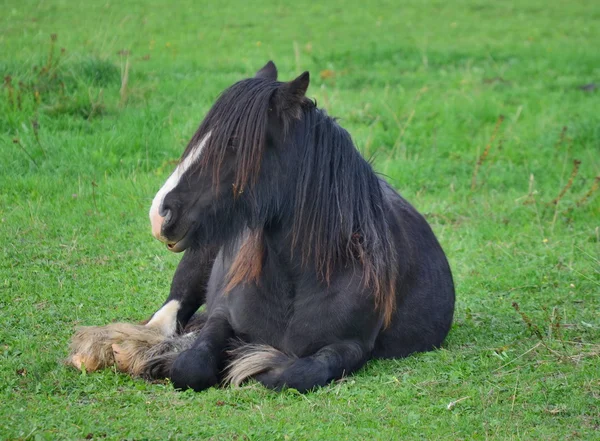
(259, 220), (307, 273)
(262, 220), (292, 256)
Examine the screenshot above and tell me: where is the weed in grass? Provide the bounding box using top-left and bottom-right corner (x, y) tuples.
(31, 119), (47, 158)
(11, 137), (38, 167)
(471, 114), (505, 190)
(550, 159), (581, 206)
(575, 176), (600, 208)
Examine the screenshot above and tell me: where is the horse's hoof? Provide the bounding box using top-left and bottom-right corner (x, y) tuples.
(170, 349), (218, 392)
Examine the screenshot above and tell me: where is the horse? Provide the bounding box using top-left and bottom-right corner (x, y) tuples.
(67, 61), (455, 392)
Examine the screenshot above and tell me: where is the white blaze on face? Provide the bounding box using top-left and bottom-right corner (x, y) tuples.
(149, 133), (211, 241)
(146, 300), (180, 337)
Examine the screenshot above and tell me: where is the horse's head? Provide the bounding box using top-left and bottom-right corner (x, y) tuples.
(149, 61), (311, 252)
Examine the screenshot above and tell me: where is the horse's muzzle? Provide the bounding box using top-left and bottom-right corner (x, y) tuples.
(150, 207), (188, 253)
(150, 209), (166, 242)
(165, 235), (190, 253)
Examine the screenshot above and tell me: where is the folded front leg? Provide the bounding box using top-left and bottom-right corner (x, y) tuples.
(145, 246), (217, 335)
(169, 313), (233, 391)
(227, 340), (369, 393)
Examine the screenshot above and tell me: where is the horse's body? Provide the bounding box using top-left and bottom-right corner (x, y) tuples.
(68, 62), (455, 392)
(195, 183), (453, 391)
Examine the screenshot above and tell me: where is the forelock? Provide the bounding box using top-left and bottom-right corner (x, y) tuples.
(182, 78), (280, 189)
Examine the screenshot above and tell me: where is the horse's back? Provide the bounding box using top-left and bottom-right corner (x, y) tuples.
(373, 184), (455, 358)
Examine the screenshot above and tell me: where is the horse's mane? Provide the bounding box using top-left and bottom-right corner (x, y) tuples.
(183, 78), (398, 325)
(290, 108), (398, 325)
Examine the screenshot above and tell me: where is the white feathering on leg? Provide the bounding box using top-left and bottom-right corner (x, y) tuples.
(225, 344), (292, 386)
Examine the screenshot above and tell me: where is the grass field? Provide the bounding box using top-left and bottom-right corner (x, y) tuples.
(1, 0), (599, 439)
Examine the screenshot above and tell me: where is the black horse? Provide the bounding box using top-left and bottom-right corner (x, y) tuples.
(68, 61), (455, 392)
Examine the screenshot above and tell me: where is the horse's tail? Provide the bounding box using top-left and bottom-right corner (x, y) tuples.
(224, 344), (294, 386)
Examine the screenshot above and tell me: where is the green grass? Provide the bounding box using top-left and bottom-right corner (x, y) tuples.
(1, 0), (599, 439)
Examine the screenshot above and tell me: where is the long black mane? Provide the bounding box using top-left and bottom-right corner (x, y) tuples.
(182, 78), (398, 324)
(290, 107), (398, 322)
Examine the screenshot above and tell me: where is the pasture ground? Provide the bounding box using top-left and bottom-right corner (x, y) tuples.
(1, 1), (599, 439)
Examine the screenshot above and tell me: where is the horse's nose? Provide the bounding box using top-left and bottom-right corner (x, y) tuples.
(151, 211), (165, 240)
(160, 207), (172, 224)
(150, 206), (171, 241)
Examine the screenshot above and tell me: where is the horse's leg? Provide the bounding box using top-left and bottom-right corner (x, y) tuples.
(114, 326), (202, 378)
(67, 247), (216, 373)
(110, 246), (218, 374)
(226, 341), (369, 393)
(168, 313), (234, 391)
(145, 245), (217, 335)
(120, 313), (209, 380)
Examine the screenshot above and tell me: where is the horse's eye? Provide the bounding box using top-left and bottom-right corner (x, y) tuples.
(227, 137), (237, 151)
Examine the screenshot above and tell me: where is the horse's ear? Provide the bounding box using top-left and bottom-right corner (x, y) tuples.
(274, 71), (310, 117)
(283, 71), (310, 98)
(255, 61), (278, 81)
